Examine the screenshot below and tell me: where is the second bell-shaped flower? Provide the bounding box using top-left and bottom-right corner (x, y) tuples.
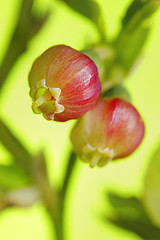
(71, 98), (145, 168)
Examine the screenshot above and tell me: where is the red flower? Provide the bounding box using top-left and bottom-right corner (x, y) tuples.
(71, 98), (145, 168)
(28, 45), (101, 121)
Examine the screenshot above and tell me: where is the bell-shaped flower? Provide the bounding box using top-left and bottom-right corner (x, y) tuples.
(28, 45), (101, 121)
(71, 98), (145, 168)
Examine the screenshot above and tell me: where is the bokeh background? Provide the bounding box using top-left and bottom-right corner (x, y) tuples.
(0, 0), (160, 239)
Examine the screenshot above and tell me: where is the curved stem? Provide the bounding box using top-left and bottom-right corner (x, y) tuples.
(52, 150), (77, 240)
(62, 151), (77, 196)
(47, 208), (64, 240)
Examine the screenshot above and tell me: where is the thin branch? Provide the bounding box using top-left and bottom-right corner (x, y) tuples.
(61, 150), (77, 196)
(0, 119), (31, 172)
(0, 0), (48, 89)
(48, 150), (77, 240)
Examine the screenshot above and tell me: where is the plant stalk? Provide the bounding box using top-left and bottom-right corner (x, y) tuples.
(49, 150), (77, 240)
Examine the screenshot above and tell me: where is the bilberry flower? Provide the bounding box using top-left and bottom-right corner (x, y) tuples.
(71, 98), (145, 168)
(28, 45), (101, 121)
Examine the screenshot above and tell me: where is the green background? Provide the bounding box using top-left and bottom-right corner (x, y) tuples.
(0, 0), (160, 239)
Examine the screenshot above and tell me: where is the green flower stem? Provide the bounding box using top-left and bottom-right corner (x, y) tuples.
(47, 206), (64, 240)
(52, 150), (77, 240)
(62, 151), (77, 196)
(35, 150), (77, 240)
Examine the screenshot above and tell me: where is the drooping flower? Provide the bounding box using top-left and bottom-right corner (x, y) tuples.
(28, 45), (101, 122)
(71, 98), (145, 168)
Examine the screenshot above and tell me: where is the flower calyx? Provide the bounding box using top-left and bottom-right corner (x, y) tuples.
(31, 79), (64, 120)
(82, 143), (114, 168)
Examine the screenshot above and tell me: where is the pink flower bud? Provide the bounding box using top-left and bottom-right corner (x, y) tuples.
(28, 45), (101, 121)
(71, 98), (145, 168)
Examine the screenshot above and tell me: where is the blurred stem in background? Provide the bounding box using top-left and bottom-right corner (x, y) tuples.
(0, 0), (160, 240)
(0, 0), (49, 89)
(0, 119), (77, 240)
(48, 151), (77, 240)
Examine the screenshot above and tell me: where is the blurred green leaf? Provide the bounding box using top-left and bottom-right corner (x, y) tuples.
(143, 141), (160, 227)
(104, 192), (160, 240)
(60, 0), (106, 42)
(122, 0), (159, 27)
(115, 27), (149, 71)
(0, 119), (32, 173)
(102, 0), (160, 86)
(61, 0), (100, 22)
(0, 164), (32, 191)
(115, 0), (160, 69)
(114, 1), (155, 69)
(107, 193), (150, 222)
